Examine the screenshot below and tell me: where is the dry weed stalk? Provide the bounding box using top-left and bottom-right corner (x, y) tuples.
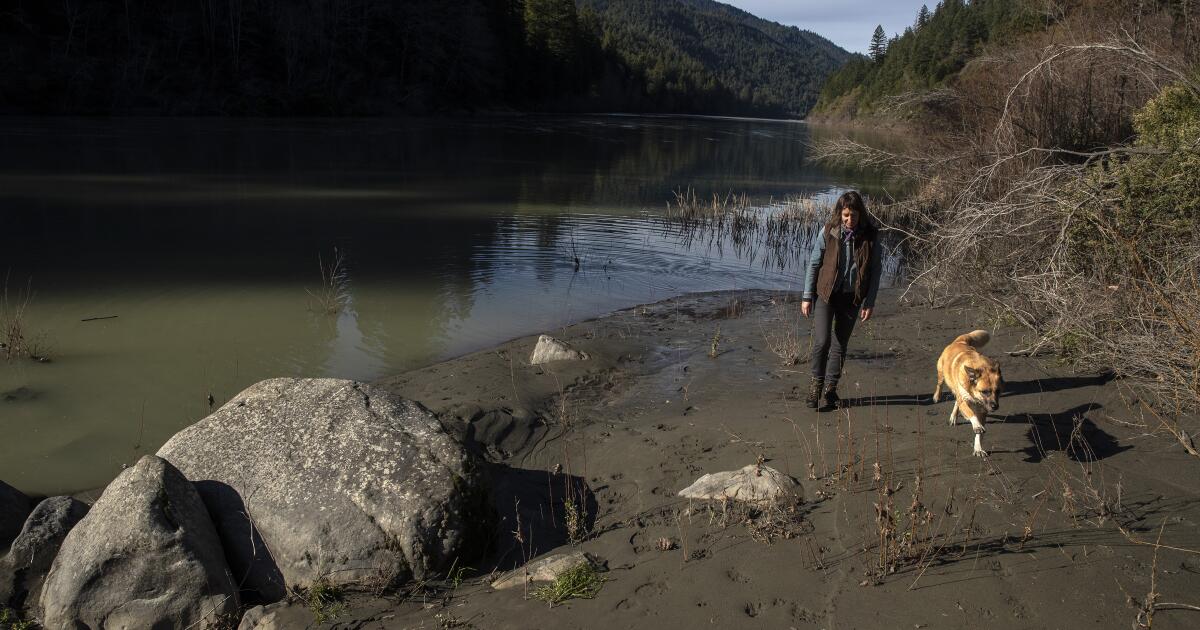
(0, 277), (45, 361)
(783, 416), (818, 480)
(1121, 521), (1200, 629)
(545, 378), (593, 547)
(676, 508), (690, 564)
(306, 247), (351, 314)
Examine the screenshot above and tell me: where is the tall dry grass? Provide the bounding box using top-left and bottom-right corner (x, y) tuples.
(0, 276), (45, 361)
(306, 248), (351, 315)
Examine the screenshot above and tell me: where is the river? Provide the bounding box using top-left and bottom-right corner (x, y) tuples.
(0, 115), (895, 495)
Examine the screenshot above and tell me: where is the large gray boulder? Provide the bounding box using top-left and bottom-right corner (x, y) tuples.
(0, 481), (32, 552)
(39, 455), (239, 629)
(0, 496), (88, 610)
(157, 378), (485, 601)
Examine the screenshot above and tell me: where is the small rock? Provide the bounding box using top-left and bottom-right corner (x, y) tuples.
(490, 551), (603, 590)
(237, 602), (298, 630)
(529, 335), (589, 365)
(677, 464), (803, 504)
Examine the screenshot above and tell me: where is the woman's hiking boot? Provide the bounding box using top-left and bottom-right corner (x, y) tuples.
(805, 378), (824, 408)
(819, 385), (841, 412)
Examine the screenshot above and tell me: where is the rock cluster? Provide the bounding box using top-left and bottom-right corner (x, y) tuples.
(2, 377), (487, 629)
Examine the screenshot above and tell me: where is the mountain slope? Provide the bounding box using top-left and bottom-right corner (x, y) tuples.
(581, 0), (851, 117)
(811, 0), (1046, 122)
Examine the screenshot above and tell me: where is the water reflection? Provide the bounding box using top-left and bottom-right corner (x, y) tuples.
(0, 116), (896, 494)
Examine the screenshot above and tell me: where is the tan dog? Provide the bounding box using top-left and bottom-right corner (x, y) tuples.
(934, 330), (1003, 457)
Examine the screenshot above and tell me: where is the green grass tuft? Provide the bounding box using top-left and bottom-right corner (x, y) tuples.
(531, 562), (606, 607)
(0, 607), (36, 630)
(306, 578), (349, 624)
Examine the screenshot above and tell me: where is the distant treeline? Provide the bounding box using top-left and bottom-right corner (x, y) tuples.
(0, 0), (847, 117)
(579, 0), (849, 117)
(812, 0), (1047, 121)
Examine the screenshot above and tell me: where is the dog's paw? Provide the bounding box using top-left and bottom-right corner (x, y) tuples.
(973, 448), (988, 458)
(973, 426), (986, 434)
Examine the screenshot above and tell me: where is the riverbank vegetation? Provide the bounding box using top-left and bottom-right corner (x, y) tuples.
(0, 0), (846, 117)
(816, 0), (1200, 426)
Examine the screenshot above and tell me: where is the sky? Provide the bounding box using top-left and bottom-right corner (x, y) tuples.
(722, 0), (935, 54)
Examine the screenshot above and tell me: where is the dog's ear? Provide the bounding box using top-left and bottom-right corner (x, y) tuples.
(964, 366), (979, 383)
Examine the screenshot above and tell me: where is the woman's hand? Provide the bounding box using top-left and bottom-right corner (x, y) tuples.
(860, 307), (873, 322)
(801, 300), (812, 318)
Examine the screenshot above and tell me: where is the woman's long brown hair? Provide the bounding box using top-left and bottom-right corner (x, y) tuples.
(824, 190), (874, 233)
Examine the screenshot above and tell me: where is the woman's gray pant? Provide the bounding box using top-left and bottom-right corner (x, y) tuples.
(810, 293), (860, 389)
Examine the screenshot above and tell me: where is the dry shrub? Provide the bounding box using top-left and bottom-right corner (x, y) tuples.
(694, 494), (812, 546)
(762, 319), (804, 366)
(815, 2), (1200, 431)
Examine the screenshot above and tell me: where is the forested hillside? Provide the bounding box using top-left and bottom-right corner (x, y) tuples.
(580, 0), (850, 116)
(0, 0), (847, 117)
(811, 0), (1047, 121)
(0, 0), (585, 115)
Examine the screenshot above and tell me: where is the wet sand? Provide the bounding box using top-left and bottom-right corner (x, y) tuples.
(253, 290), (1200, 629)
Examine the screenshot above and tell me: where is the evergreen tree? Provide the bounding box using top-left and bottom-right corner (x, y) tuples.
(868, 25), (888, 62)
(524, 0), (579, 62)
(917, 5), (931, 28)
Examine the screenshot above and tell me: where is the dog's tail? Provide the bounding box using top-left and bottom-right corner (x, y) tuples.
(954, 329), (990, 348)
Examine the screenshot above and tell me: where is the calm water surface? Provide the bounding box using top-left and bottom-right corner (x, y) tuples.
(0, 116), (894, 494)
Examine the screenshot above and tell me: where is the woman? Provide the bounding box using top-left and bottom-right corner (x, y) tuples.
(801, 191), (883, 411)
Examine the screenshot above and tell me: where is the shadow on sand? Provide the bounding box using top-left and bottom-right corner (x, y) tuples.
(1015, 403), (1131, 463)
(837, 372), (1116, 410)
(483, 464), (599, 573)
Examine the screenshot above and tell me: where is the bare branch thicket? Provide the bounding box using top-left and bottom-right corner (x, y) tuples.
(813, 21), (1200, 425)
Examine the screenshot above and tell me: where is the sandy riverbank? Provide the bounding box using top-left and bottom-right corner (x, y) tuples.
(250, 289), (1200, 629)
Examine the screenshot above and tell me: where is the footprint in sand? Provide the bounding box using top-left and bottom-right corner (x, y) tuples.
(635, 581), (668, 597)
(726, 569), (751, 584)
